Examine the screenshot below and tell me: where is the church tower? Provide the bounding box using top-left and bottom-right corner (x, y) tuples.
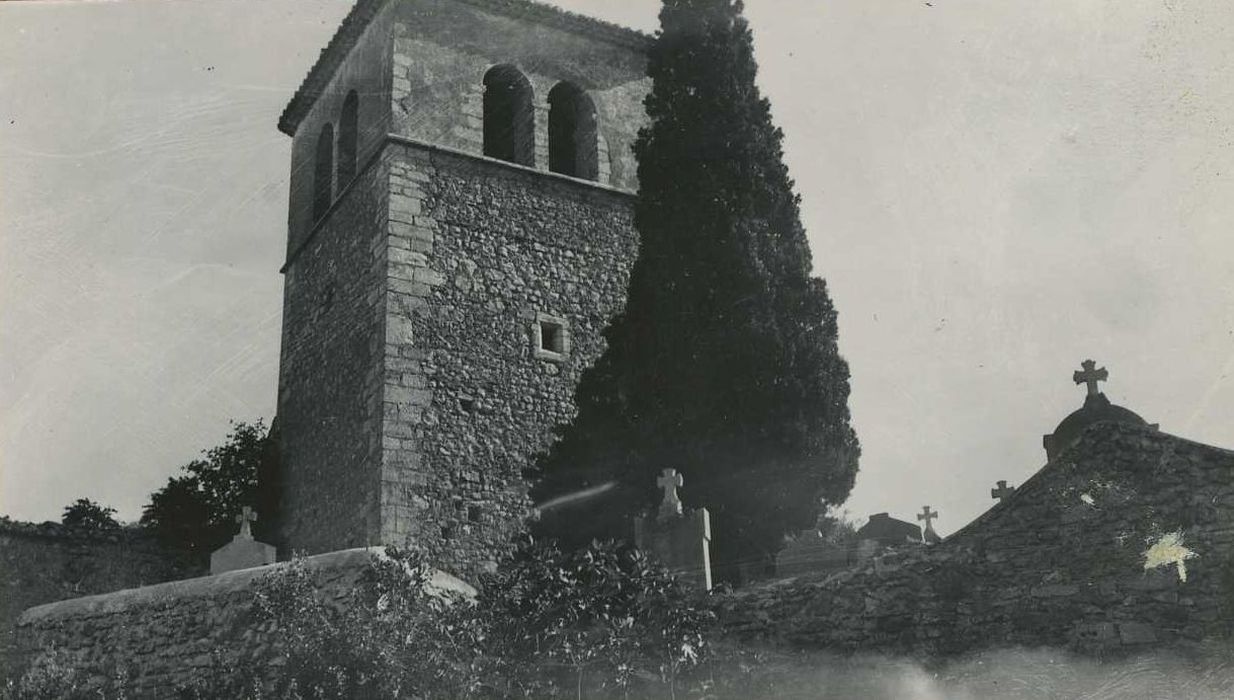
(274, 0), (650, 575)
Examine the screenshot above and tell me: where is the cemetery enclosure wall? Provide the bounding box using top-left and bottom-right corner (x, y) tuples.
(0, 520), (197, 675)
(12, 548), (471, 697)
(717, 423), (1234, 656)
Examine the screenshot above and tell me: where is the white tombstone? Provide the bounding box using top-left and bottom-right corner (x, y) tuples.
(210, 507), (276, 575)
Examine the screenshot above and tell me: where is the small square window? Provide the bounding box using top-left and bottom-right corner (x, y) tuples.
(540, 322), (563, 353)
(531, 313), (570, 361)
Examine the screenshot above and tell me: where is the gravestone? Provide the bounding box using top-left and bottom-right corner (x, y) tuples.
(1043, 360), (1158, 461)
(656, 468), (684, 521)
(210, 507), (276, 575)
(991, 480), (1016, 503)
(634, 469), (713, 591)
(917, 505), (942, 544)
(1074, 359), (1108, 396)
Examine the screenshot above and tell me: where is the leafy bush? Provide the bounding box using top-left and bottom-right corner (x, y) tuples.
(60, 498), (119, 530)
(0, 647), (131, 700)
(140, 420), (270, 557)
(475, 539), (714, 698)
(250, 539), (717, 699)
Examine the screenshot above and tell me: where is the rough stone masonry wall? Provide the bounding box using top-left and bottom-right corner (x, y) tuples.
(0, 520), (198, 675)
(12, 549), (472, 697)
(277, 152), (391, 555)
(378, 140), (638, 577)
(716, 423), (1234, 657)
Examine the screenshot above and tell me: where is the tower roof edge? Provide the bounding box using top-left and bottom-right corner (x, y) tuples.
(277, 0), (653, 137)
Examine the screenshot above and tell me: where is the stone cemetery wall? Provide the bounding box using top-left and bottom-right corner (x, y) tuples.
(716, 423), (1234, 657)
(12, 548), (474, 697)
(0, 519), (197, 674)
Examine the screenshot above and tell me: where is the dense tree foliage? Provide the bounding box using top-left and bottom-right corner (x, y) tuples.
(60, 498), (119, 530)
(140, 420), (270, 557)
(532, 0), (859, 581)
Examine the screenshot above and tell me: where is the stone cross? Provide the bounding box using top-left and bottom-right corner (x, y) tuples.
(991, 480), (1016, 502)
(656, 468), (684, 522)
(917, 505), (939, 544)
(1073, 359), (1108, 397)
(235, 507), (257, 540)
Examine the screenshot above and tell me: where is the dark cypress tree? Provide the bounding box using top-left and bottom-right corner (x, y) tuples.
(532, 0), (859, 582)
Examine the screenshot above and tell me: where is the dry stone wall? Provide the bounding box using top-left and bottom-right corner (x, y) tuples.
(716, 423), (1234, 657)
(12, 548), (473, 698)
(0, 520), (197, 675)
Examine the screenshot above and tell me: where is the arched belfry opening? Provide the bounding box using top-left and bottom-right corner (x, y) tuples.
(312, 123), (334, 221)
(548, 82), (599, 181)
(482, 65), (535, 167)
(337, 91), (359, 187)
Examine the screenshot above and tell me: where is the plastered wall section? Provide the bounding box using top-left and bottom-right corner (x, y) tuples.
(716, 423), (1234, 656)
(379, 140), (639, 577)
(387, 3), (650, 192)
(277, 152), (391, 555)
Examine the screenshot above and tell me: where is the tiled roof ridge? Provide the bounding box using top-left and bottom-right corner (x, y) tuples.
(277, 0), (652, 136)
(462, 0), (652, 46)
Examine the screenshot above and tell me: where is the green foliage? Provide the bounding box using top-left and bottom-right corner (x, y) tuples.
(532, 0), (859, 582)
(140, 419), (268, 557)
(476, 539), (714, 697)
(251, 540), (716, 699)
(249, 546), (459, 698)
(60, 498), (119, 530)
(818, 509), (861, 547)
(0, 647), (131, 700)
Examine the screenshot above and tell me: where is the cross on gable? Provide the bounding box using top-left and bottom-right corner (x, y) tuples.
(656, 468), (684, 521)
(991, 480), (1016, 502)
(235, 506), (258, 539)
(1073, 359), (1109, 397)
(917, 505), (937, 526)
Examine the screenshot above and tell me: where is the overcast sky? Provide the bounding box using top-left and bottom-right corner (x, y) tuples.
(2, 0), (1232, 536)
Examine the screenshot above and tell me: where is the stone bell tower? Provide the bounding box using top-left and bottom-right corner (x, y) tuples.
(274, 0), (651, 575)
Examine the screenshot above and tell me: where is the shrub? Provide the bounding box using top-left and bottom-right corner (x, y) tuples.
(60, 498), (119, 530)
(251, 539), (716, 699)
